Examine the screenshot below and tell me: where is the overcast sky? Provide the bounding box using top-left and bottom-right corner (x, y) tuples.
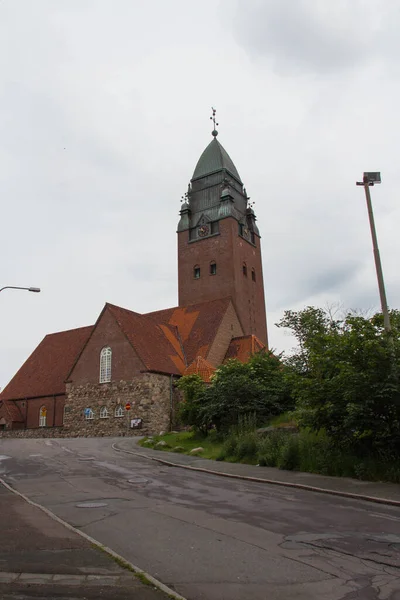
(1, 0), (400, 388)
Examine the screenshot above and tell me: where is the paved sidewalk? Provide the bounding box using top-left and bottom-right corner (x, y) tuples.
(0, 483), (171, 599)
(116, 438), (400, 503)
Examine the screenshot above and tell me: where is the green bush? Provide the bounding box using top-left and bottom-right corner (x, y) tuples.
(277, 435), (300, 470)
(221, 434), (238, 458)
(278, 307), (400, 457)
(257, 431), (286, 467)
(236, 431), (259, 460)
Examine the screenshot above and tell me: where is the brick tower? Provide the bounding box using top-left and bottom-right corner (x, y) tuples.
(177, 119), (268, 346)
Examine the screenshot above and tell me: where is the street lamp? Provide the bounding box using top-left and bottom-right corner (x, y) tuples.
(0, 286), (41, 293)
(356, 172), (391, 333)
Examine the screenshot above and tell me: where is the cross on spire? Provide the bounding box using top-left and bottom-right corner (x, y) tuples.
(210, 107), (219, 137)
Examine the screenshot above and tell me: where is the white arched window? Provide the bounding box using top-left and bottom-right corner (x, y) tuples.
(115, 405), (124, 418)
(84, 408), (94, 420)
(39, 406), (47, 427)
(100, 406), (109, 419)
(99, 346), (112, 383)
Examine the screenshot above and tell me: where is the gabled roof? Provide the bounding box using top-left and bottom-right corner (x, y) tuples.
(224, 334), (266, 363)
(0, 326), (93, 401)
(0, 400), (24, 423)
(192, 137), (242, 183)
(1, 297), (238, 400)
(106, 304), (185, 375)
(183, 356), (216, 383)
(145, 297), (233, 366)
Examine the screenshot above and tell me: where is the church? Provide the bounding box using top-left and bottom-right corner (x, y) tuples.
(0, 122), (268, 436)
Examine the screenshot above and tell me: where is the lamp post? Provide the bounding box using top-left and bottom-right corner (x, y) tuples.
(356, 172), (391, 333)
(0, 286), (41, 293)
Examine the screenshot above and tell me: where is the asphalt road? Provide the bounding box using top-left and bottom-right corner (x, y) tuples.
(1, 437), (400, 600)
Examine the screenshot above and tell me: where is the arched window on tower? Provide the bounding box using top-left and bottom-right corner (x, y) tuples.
(243, 262), (247, 277)
(210, 261), (216, 275)
(99, 346), (112, 383)
(252, 268), (256, 282)
(194, 265), (201, 279)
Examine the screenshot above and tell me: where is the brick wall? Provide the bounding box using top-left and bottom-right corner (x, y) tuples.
(69, 307), (145, 385)
(13, 395), (65, 428)
(207, 301), (243, 366)
(178, 217), (268, 345)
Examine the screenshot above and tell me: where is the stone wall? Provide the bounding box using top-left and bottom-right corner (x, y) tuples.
(0, 427), (66, 439)
(0, 373), (182, 439)
(63, 372), (180, 437)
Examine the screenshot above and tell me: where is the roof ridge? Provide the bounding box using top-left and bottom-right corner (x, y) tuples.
(45, 324), (93, 338)
(144, 296), (232, 317)
(105, 302), (143, 317)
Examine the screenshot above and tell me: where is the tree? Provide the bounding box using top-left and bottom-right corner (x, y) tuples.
(277, 307), (400, 455)
(176, 374), (209, 435)
(201, 351), (292, 432)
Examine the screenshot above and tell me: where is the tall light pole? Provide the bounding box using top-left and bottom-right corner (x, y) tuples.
(356, 172), (391, 333)
(0, 286), (41, 293)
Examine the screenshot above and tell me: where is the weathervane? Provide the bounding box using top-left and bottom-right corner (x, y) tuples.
(210, 107), (219, 137)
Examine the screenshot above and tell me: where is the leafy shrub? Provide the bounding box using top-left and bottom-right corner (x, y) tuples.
(278, 307), (400, 457)
(236, 431), (259, 460)
(221, 434), (238, 458)
(277, 435), (300, 470)
(257, 431), (286, 467)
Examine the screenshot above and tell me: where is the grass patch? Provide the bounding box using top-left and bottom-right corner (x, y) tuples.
(139, 424), (400, 484)
(139, 430), (224, 460)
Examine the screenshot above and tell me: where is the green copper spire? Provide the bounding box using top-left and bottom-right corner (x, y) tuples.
(192, 108), (242, 183)
(192, 138), (242, 182)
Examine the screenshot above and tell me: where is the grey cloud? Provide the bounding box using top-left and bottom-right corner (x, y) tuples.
(231, 0), (383, 74)
(305, 261), (361, 297)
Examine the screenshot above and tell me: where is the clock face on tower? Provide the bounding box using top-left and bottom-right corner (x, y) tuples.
(198, 224), (210, 237)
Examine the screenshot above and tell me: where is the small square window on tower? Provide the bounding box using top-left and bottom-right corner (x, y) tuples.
(210, 262), (216, 275)
(194, 266), (200, 279)
(243, 263), (247, 277)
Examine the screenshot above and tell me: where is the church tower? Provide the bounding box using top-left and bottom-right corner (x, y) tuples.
(177, 114), (268, 346)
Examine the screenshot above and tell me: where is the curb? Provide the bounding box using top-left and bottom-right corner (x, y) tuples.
(112, 443), (400, 509)
(0, 478), (187, 600)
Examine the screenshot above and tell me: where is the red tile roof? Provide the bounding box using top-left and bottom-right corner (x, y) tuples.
(224, 334), (266, 363)
(0, 326), (93, 401)
(183, 356), (216, 383)
(1, 297), (236, 400)
(106, 304), (185, 375)
(0, 400), (24, 423)
(145, 297), (232, 366)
